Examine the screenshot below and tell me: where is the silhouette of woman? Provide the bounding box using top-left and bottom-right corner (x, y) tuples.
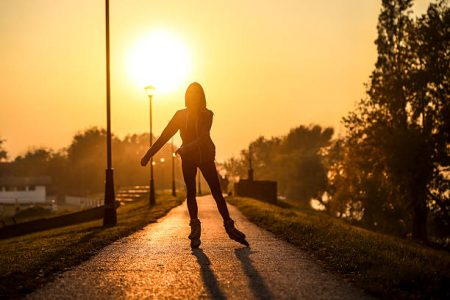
(141, 82), (249, 248)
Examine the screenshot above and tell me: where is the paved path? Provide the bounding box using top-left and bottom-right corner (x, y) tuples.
(30, 196), (371, 300)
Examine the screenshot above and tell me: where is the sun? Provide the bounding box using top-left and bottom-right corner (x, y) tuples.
(127, 30), (191, 94)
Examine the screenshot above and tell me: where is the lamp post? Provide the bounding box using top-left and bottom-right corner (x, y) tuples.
(103, 0), (117, 226)
(145, 85), (156, 206)
(171, 137), (176, 196)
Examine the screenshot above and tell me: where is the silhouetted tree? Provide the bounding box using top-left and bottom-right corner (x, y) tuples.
(413, 0), (450, 239)
(225, 124), (333, 204)
(278, 125), (333, 202)
(0, 138), (7, 162)
(223, 156), (247, 181)
(0, 128), (182, 198)
(114, 133), (182, 189)
(13, 148), (54, 176)
(340, 0), (449, 241)
(65, 127), (110, 194)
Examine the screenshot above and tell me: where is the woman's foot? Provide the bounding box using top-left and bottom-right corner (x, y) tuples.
(189, 218), (201, 248)
(224, 219), (249, 247)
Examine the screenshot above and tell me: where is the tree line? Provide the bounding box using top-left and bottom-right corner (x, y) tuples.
(224, 0), (449, 243)
(0, 128), (183, 198)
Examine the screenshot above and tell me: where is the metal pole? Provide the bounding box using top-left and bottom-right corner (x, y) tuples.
(149, 95), (155, 206)
(103, 0), (117, 226)
(171, 137), (176, 196)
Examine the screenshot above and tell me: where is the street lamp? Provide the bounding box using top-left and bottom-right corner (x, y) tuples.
(103, 0), (117, 226)
(145, 85), (156, 206)
(171, 137), (176, 196)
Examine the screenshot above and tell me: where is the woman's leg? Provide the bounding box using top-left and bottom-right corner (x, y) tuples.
(199, 160), (249, 246)
(181, 159), (198, 220)
(199, 161), (231, 222)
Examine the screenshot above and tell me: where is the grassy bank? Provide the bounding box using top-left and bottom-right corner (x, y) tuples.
(0, 193), (184, 298)
(227, 197), (450, 299)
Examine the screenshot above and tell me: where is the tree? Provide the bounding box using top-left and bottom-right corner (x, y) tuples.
(66, 127), (110, 194)
(224, 124), (333, 204)
(13, 148), (54, 176)
(0, 128), (182, 197)
(0, 137), (7, 162)
(341, 0), (449, 241)
(278, 125), (333, 202)
(414, 0), (450, 238)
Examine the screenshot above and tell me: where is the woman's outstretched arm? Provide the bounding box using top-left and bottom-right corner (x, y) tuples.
(141, 111), (180, 166)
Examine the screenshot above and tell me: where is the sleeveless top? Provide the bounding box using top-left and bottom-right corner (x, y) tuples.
(145, 108), (216, 164)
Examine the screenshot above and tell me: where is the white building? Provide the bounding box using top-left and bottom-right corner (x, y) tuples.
(0, 176), (52, 204)
(65, 196), (102, 208)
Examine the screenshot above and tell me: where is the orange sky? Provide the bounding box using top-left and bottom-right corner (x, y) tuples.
(0, 0), (431, 162)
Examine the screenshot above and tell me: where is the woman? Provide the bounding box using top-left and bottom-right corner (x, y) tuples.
(140, 82), (249, 248)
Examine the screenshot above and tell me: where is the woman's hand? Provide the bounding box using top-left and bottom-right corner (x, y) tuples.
(140, 154), (150, 166)
(175, 146), (186, 157)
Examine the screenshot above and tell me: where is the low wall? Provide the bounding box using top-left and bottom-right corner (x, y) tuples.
(0, 206), (106, 239)
(234, 180), (277, 203)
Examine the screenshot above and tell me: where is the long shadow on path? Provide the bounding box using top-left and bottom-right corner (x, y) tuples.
(235, 247), (274, 300)
(191, 248), (227, 300)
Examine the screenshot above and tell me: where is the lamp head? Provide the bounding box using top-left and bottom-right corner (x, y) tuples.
(145, 85), (156, 97)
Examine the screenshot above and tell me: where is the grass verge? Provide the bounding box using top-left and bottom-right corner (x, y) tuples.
(0, 193), (184, 298)
(227, 196), (450, 299)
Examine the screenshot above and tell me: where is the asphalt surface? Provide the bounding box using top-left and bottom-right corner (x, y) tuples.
(29, 195), (372, 300)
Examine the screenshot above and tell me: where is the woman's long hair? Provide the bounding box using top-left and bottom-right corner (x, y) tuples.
(185, 82), (206, 112)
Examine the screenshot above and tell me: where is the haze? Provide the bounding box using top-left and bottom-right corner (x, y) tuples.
(0, 0), (431, 161)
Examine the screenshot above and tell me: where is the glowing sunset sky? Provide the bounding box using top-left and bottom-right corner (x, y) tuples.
(0, 0), (431, 161)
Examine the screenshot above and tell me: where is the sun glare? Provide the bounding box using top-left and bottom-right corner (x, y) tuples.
(127, 30), (191, 94)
